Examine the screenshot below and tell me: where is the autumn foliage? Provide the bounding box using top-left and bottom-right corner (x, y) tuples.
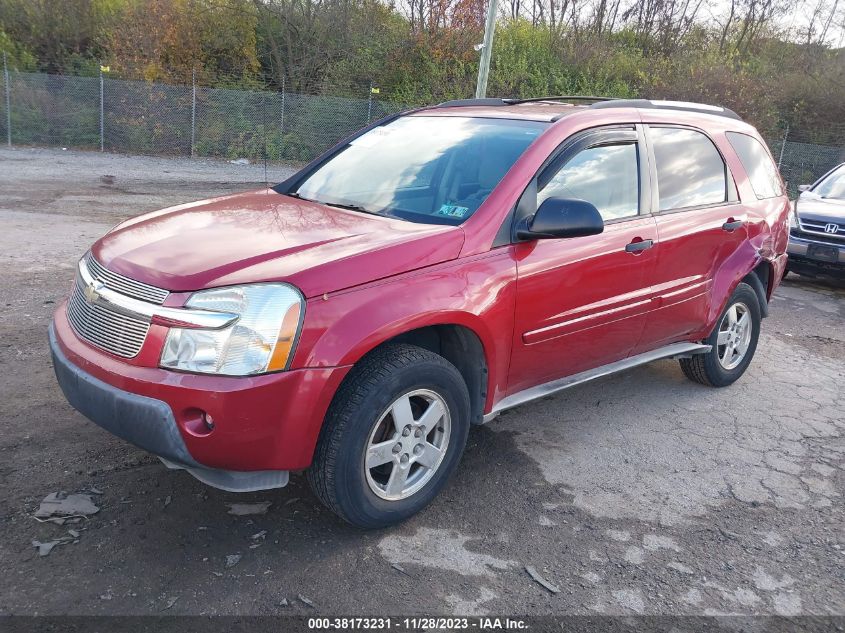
(1, 0), (843, 142)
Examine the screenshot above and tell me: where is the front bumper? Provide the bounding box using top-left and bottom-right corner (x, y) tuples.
(787, 233), (845, 278)
(50, 302), (350, 484)
(51, 322), (199, 467)
(51, 325), (290, 491)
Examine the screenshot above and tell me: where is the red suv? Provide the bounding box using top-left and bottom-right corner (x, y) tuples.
(50, 97), (790, 528)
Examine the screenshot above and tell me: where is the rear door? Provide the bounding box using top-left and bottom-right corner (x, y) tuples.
(633, 125), (748, 352)
(507, 126), (659, 394)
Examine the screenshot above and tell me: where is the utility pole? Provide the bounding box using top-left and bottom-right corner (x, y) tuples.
(475, 0), (500, 99)
(4, 51), (12, 147)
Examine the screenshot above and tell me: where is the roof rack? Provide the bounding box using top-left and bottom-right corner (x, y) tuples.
(432, 96), (743, 122)
(590, 99), (742, 121)
(435, 98), (511, 108)
(435, 95), (616, 108)
(504, 95), (617, 105)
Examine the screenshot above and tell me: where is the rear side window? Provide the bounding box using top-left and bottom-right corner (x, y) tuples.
(726, 132), (783, 199)
(651, 127), (727, 211)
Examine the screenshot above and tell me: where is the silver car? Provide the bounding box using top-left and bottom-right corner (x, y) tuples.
(787, 162), (845, 279)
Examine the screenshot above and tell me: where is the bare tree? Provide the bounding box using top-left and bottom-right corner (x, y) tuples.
(619, 0), (703, 52)
(255, 0), (345, 91)
(732, 0), (791, 55)
(803, 0), (841, 46)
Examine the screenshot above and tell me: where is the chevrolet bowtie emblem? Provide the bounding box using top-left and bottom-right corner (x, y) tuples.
(84, 279), (105, 303)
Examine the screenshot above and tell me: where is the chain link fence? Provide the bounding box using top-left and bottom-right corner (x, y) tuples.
(769, 136), (845, 196)
(1, 65), (843, 190)
(0, 68), (404, 163)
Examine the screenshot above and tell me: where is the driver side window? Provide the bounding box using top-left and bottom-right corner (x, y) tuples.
(538, 143), (640, 222)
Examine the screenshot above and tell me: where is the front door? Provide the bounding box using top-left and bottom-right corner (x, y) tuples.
(507, 126), (659, 395)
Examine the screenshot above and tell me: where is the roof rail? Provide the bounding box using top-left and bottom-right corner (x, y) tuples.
(435, 95), (617, 108)
(435, 98), (510, 108)
(590, 99), (742, 121)
(432, 97), (743, 122)
(504, 95), (617, 105)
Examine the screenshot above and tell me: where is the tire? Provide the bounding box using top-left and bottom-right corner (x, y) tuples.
(307, 343), (471, 529)
(679, 282), (761, 388)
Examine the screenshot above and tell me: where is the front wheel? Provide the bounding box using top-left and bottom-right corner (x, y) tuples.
(679, 282), (761, 387)
(307, 343), (470, 529)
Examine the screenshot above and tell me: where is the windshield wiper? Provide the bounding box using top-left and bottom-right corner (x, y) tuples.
(322, 201), (375, 213)
(286, 192), (384, 216)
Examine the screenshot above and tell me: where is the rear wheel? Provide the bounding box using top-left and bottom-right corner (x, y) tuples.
(307, 343), (470, 529)
(679, 282), (761, 387)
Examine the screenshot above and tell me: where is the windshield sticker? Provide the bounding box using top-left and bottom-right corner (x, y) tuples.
(436, 204), (469, 218)
(349, 126), (398, 148)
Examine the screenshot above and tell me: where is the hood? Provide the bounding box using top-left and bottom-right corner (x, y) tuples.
(796, 197), (845, 222)
(93, 189), (465, 298)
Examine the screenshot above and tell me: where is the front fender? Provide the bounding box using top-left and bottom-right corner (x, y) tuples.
(290, 251), (518, 410)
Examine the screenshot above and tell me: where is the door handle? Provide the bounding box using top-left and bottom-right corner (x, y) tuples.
(722, 218), (744, 232)
(625, 239), (654, 253)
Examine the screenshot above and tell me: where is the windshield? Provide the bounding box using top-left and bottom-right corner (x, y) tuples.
(292, 115), (547, 224)
(814, 165), (845, 200)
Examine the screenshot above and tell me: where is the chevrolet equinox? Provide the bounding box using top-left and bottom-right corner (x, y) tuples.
(50, 97), (790, 528)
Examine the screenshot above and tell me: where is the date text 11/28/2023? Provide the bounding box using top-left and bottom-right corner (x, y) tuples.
(307, 617), (528, 630)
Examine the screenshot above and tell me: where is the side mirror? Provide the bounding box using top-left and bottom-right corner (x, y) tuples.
(517, 197), (604, 240)
(797, 184), (811, 192)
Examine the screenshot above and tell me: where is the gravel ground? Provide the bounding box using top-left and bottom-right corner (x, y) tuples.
(0, 147), (843, 617)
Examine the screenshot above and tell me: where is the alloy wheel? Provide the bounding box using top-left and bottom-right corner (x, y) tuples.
(364, 389), (451, 501)
(717, 301), (752, 370)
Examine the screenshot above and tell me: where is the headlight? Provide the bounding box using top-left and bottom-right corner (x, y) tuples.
(788, 207), (799, 229)
(160, 284), (303, 376)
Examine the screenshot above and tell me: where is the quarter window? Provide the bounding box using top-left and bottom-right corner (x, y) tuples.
(726, 132), (783, 199)
(651, 127), (727, 211)
(538, 143), (639, 222)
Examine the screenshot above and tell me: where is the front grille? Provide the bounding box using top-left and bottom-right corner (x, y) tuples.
(67, 275), (151, 358)
(798, 219), (845, 241)
(66, 255), (168, 358)
(791, 227), (845, 247)
(85, 253), (169, 304)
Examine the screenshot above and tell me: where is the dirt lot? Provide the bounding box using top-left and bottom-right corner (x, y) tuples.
(1, 147), (843, 617)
